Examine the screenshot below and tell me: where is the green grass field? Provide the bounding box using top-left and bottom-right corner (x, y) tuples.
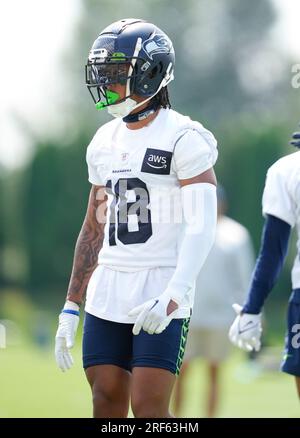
(0, 342), (299, 418)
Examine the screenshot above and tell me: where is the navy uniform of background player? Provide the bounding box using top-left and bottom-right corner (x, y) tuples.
(229, 127), (300, 399)
(55, 19), (218, 418)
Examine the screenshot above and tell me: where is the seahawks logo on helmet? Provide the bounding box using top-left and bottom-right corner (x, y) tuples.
(143, 33), (174, 60)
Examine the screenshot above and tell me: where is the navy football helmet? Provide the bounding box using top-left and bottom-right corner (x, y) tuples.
(85, 18), (175, 110)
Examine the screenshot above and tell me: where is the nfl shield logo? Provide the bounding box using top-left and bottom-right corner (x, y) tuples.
(121, 152), (129, 161)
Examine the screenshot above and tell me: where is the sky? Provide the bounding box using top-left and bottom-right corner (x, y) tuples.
(0, 0), (81, 169)
(272, 0), (300, 58)
(0, 0), (299, 170)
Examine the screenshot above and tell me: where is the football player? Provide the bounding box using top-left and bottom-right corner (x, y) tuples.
(229, 126), (300, 399)
(55, 18), (218, 418)
(174, 186), (255, 418)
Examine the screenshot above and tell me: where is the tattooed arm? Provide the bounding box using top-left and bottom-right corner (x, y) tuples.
(55, 185), (106, 372)
(66, 185), (106, 305)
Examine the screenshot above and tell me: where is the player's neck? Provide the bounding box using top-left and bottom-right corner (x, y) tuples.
(126, 109), (160, 130)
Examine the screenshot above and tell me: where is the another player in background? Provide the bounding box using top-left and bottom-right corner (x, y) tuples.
(229, 127), (300, 398)
(54, 19), (218, 418)
(174, 186), (255, 417)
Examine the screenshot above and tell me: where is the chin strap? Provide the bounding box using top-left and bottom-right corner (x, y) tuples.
(122, 99), (160, 123)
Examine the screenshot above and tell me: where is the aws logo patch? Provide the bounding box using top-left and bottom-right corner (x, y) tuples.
(141, 148), (172, 175)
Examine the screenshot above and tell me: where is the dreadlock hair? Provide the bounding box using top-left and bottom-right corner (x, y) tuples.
(153, 86), (171, 109)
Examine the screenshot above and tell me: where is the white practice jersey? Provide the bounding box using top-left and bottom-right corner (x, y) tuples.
(262, 151), (300, 289)
(86, 108), (218, 270)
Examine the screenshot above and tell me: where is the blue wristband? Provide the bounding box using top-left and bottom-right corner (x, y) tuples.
(62, 309), (80, 316)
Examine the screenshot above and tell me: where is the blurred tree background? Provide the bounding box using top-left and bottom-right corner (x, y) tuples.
(0, 0), (299, 338)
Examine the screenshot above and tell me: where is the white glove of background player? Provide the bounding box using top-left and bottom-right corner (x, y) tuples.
(128, 291), (179, 335)
(229, 304), (262, 352)
(55, 300), (80, 372)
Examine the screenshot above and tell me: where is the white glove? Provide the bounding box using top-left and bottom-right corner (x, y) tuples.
(229, 304), (262, 352)
(128, 292), (179, 335)
(55, 300), (80, 372)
